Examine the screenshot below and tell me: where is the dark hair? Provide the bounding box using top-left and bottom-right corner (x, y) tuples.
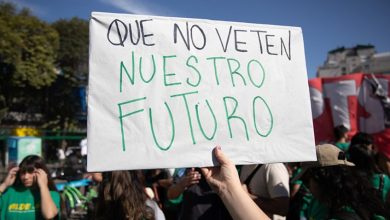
(308, 166), (388, 219)
(348, 144), (378, 176)
(15, 155), (57, 191)
(333, 125), (349, 140)
(95, 170), (155, 220)
(350, 132), (373, 147)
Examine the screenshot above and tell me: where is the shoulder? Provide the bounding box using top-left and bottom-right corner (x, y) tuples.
(264, 163), (289, 175)
(3, 186), (19, 195)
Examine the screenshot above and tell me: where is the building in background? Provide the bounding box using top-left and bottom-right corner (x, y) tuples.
(317, 45), (390, 78)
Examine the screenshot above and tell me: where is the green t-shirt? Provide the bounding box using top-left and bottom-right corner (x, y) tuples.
(0, 186), (60, 220)
(305, 197), (386, 220)
(371, 173), (390, 202)
(305, 197), (329, 220)
(335, 142), (350, 152)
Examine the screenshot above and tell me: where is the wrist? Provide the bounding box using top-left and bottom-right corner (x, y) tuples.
(218, 182), (243, 201)
(38, 182), (49, 190)
(178, 180), (188, 191)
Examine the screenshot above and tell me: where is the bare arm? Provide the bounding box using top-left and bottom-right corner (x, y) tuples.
(167, 168), (200, 199)
(36, 169), (58, 219)
(0, 167), (19, 193)
(201, 147), (270, 220)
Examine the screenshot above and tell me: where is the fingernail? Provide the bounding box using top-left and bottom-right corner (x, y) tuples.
(216, 146), (222, 150)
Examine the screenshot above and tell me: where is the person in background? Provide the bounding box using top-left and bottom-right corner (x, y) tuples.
(160, 168), (185, 220)
(0, 155), (60, 220)
(293, 144), (388, 220)
(167, 167), (232, 220)
(350, 132), (374, 150)
(376, 143), (390, 207)
(286, 162), (312, 220)
(95, 170), (165, 220)
(348, 142), (390, 205)
(143, 169), (173, 208)
(333, 125), (350, 151)
(286, 162), (303, 199)
(239, 163), (290, 219)
(200, 146), (270, 220)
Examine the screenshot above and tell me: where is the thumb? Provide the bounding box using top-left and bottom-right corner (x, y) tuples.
(213, 146), (230, 165)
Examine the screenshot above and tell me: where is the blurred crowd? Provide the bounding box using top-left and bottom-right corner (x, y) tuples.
(0, 126), (389, 220)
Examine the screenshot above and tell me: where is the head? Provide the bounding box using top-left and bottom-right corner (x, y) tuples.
(348, 144), (378, 175)
(96, 170), (155, 220)
(350, 132), (374, 152)
(297, 144), (387, 218)
(295, 144), (354, 194)
(16, 155), (56, 190)
(333, 125), (349, 142)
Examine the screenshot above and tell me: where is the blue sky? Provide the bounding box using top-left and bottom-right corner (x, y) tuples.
(7, 0), (390, 79)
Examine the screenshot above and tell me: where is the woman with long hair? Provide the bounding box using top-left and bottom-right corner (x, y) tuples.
(0, 155), (60, 219)
(305, 165), (388, 219)
(348, 141), (390, 206)
(95, 170), (165, 220)
(297, 144), (389, 220)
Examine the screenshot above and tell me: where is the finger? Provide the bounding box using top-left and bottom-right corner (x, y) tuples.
(9, 167), (19, 174)
(213, 146), (231, 165)
(200, 167), (211, 178)
(189, 180), (199, 185)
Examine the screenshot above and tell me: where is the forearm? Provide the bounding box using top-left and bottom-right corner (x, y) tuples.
(167, 182), (186, 199)
(220, 185), (270, 220)
(0, 183), (9, 194)
(39, 186), (58, 219)
(158, 178), (173, 188)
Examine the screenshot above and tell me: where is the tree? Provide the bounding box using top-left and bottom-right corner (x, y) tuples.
(52, 17), (88, 84)
(0, 2), (59, 123)
(45, 18), (89, 131)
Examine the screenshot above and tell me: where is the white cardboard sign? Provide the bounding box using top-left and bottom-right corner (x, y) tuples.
(88, 12), (316, 171)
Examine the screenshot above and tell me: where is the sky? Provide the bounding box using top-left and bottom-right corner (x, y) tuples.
(6, 0), (390, 79)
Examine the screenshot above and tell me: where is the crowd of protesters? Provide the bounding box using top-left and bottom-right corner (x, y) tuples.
(0, 126), (389, 220)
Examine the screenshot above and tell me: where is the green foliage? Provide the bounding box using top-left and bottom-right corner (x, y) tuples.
(0, 2), (59, 89)
(0, 2), (89, 131)
(52, 17), (89, 85)
(43, 18), (89, 130)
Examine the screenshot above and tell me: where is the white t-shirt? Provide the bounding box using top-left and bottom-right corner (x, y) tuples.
(240, 163), (290, 220)
(240, 163), (290, 198)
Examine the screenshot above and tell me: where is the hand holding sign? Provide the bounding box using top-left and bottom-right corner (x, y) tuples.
(88, 12), (315, 171)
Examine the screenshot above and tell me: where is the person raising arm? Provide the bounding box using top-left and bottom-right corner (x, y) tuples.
(0, 155), (60, 220)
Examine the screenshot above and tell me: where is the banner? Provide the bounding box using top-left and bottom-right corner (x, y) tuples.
(309, 73), (390, 150)
(88, 12), (315, 171)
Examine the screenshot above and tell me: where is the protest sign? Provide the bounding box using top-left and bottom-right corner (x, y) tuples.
(88, 12), (315, 171)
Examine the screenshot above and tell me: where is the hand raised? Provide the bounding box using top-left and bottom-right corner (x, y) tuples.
(201, 147), (241, 196)
(3, 167), (19, 188)
(179, 168), (201, 188)
(35, 169), (48, 189)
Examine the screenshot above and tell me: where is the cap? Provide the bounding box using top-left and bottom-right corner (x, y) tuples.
(291, 144), (354, 182)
